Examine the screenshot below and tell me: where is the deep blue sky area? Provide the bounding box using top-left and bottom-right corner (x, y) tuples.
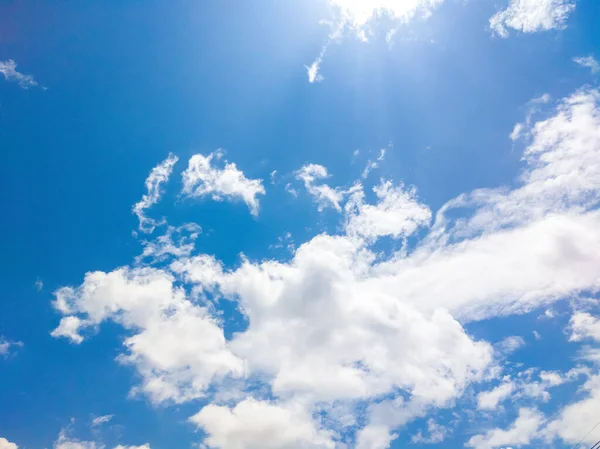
(1, 1), (600, 448)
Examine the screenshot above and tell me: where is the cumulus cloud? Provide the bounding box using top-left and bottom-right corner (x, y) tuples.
(52, 87), (600, 448)
(344, 180), (431, 240)
(0, 59), (39, 89)
(181, 150), (265, 216)
(190, 398), (336, 449)
(574, 55), (600, 74)
(132, 153), (178, 233)
(51, 268), (244, 403)
(490, 0), (575, 37)
(0, 437), (18, 449)
(466, 408), (544, 449)
(569, 312), (600, 341)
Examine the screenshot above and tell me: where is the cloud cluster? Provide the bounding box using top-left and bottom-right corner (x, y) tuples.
(51, 87), (600, 448)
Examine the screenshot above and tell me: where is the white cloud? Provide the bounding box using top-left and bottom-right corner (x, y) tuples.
(190, 398), (336, 449)
(544, 374), (600, 444)
(295, 164), (345, 211)
(0, 59), (39, 89)
(411, 419), (450, 444)
(51, 267), (244, 403)
(477, 382), (515, 410)
(574, 55), (600, 74)
(569, 312), (600, 342)
(52, 87), (600, 448)
(0, 337), (23, 357)
(54, 430), (99, 449)
(477, 367), (585, 410)
(344, 180), (431, 240)
(181, 150), (265, 216)
(136, 223), (201, 265)
(132, 153), (178, 233)
(91, 414), (114, 426)
(510, 123), (524, 141)
(35, 279), (44, 291)
(361, 149), (386, 179)
(495, 336), (526, 355)
(0, 437), (18, 449)
(490, 0), (575, 38)
(466, 408), (544, 449)
(50, 316), (89, 344)
(54, 429), (149, 449)
(113, 446), (150, 449)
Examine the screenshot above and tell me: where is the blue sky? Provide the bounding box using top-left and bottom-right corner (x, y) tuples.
(1, 0), (600, 448)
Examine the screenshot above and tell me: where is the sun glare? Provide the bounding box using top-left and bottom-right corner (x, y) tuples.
(328, 0), (442, 28)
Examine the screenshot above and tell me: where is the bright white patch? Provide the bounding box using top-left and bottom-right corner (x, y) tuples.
(0, 59), (39, 89)
(181, 150), (265, 216)
(306, 0), (444, 82)
(490, 0), (575, 37)
(132, 153), (178, 233)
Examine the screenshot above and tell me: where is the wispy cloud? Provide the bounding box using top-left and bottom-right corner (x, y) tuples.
(0, 337), (23, 357)
(0, 59), (40, 89)
(133, 153), (178, 233)
(91, 414), (114, 427)
(574, 55), (600, 74)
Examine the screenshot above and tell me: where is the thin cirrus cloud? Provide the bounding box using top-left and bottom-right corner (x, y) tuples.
(49, 86), (600, 448)
(0, 59), (40, 89)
